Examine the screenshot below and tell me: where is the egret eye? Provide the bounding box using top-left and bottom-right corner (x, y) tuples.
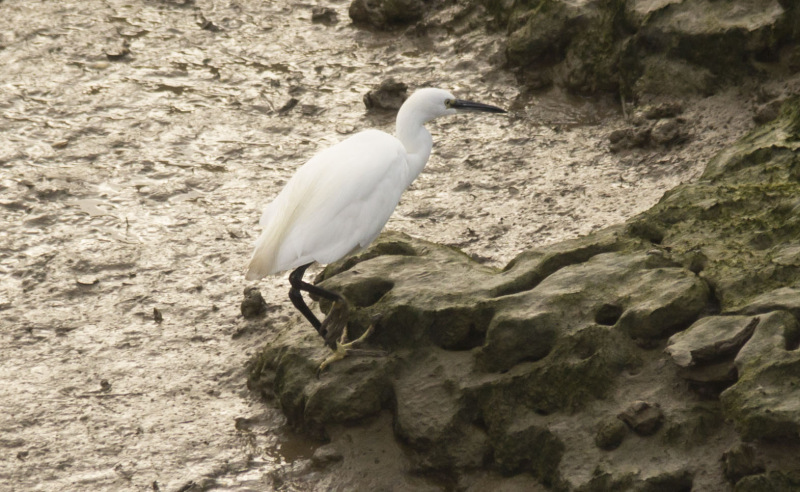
(444, 99), (453, 108)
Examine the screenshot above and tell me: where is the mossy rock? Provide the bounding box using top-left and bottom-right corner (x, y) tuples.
(502, 0), (631, 93)
(734, 471), (800, 492)
(637, 0), (789, 76)
(632, 56), (717, 98)
(558, 0), (629, 94)
(721, 311), (800, 441)
(630, 97), (800, 310)
(505, 0), (579, 67)
(248, 97), (800, 490)
(249, 230), (705, 474)
(349, 0), (426, 27)
(487, 410), (565, 485)
(482, 251), (708, 372)
(486, 0), (797, 96)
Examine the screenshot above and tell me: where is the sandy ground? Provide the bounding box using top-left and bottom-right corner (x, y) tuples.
(0, 0), (771, 490)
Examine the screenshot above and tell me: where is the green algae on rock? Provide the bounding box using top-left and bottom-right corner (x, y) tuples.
(629, 97), (800, 311)
(249, 231), (710, 484)
(720, 310), (800, 441)
(349, 0), (426, 28)
(249, 97), (800, 490)
(482, 0), (800, 96)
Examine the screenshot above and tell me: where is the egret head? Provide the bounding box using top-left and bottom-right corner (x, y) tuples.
(400, 88), (506, 124)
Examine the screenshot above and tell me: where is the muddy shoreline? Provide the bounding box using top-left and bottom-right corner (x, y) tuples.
(0, 0), (787, 490)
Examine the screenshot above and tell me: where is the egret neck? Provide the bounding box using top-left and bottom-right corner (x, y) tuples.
(395, 102), (435, 188)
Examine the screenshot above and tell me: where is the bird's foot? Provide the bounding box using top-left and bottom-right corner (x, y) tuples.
(317, 319), (383, 376)
(320, 298), (351, 348)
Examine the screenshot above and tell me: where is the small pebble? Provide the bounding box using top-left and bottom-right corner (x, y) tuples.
(311, 444), (343, 468)
(241, 287), (268, 319)
(618, 400), (664, 436)
(311, 7), (338, 25)
(595, 418), (628, 450)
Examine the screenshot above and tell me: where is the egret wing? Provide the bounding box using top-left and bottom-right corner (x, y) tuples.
(246, 130), (408, 278)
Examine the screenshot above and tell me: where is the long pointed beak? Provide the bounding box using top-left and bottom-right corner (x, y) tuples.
(451, 99), (507, 114)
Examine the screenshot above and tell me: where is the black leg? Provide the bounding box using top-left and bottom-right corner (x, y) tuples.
(289, 285), (321, 330)
(289, 263), (344, 303)
(288, 263), (347, 346)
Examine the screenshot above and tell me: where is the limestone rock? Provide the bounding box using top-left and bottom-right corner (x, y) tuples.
(637, 0), (788, 74)
(240, 286), (267, 319)
(650, 118), (688, 146)
(637, 469), (693, 492)
(392, 351), (489, 470)
(349, 0), (425, 28)
(504, 0), (625, 94)
(701, 100), (800, 180)
(734, 471), (800, 492)
(632, 97), (800, 310)
(618, 400), (664, 436)
(489, 412), (564, 485)
(482, 252), (708, 371)
(494, 0), (798, 96)
(738, 286), (800, 320)
(676, 360), (738, 396)
(303, 357), (394, 430)
(661, 403), (725, 446)
(721, 311), (800, 440)
(722, 443), (764, 484)
(363, 79), (408, 111)
(492, 224), (638, 297)
(595, 417), (628, 450)
(666, 315), (760, 367)
(633, 56), (716, 98)
(505, 1), (577, 67)
(251, 231), (694, 476)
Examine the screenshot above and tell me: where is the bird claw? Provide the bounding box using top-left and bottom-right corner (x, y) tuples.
(317, 322), (379, 376)
(320, 298), (351, 348)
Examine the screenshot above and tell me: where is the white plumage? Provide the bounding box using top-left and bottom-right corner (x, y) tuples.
(246, 130), (408, 278)
(246, 88), (505, 280)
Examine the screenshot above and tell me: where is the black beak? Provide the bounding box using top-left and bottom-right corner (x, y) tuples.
(451, 99), (507, 114)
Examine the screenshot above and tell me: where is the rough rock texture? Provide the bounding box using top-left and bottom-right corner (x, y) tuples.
(240, 286), (268, 319)
(349, 0), (427, 28)
(346, 0), (799, 97)
(250, 97), (800, 489)
(629, 98), (800, 311)
(722, 443), (765, 484)
(594, 417), (628, 450)
(363, 78), (409, 111)
(666, 316), (760, 368)
(476, 0), (800, 97)
(618, 400), (665, 436)
(721, 311), (800, 440)
(609, 105), (690, 151)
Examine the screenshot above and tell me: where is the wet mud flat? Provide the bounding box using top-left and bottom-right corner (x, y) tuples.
(0, 0), (779, 490)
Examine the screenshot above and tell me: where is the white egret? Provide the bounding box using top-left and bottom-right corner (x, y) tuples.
(246, 87), (506, 369)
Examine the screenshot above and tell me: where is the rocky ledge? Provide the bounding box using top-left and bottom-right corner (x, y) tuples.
(347, 0), (800, 98)
(498, 0), (800, 96)
(248, 98), (800, 489)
